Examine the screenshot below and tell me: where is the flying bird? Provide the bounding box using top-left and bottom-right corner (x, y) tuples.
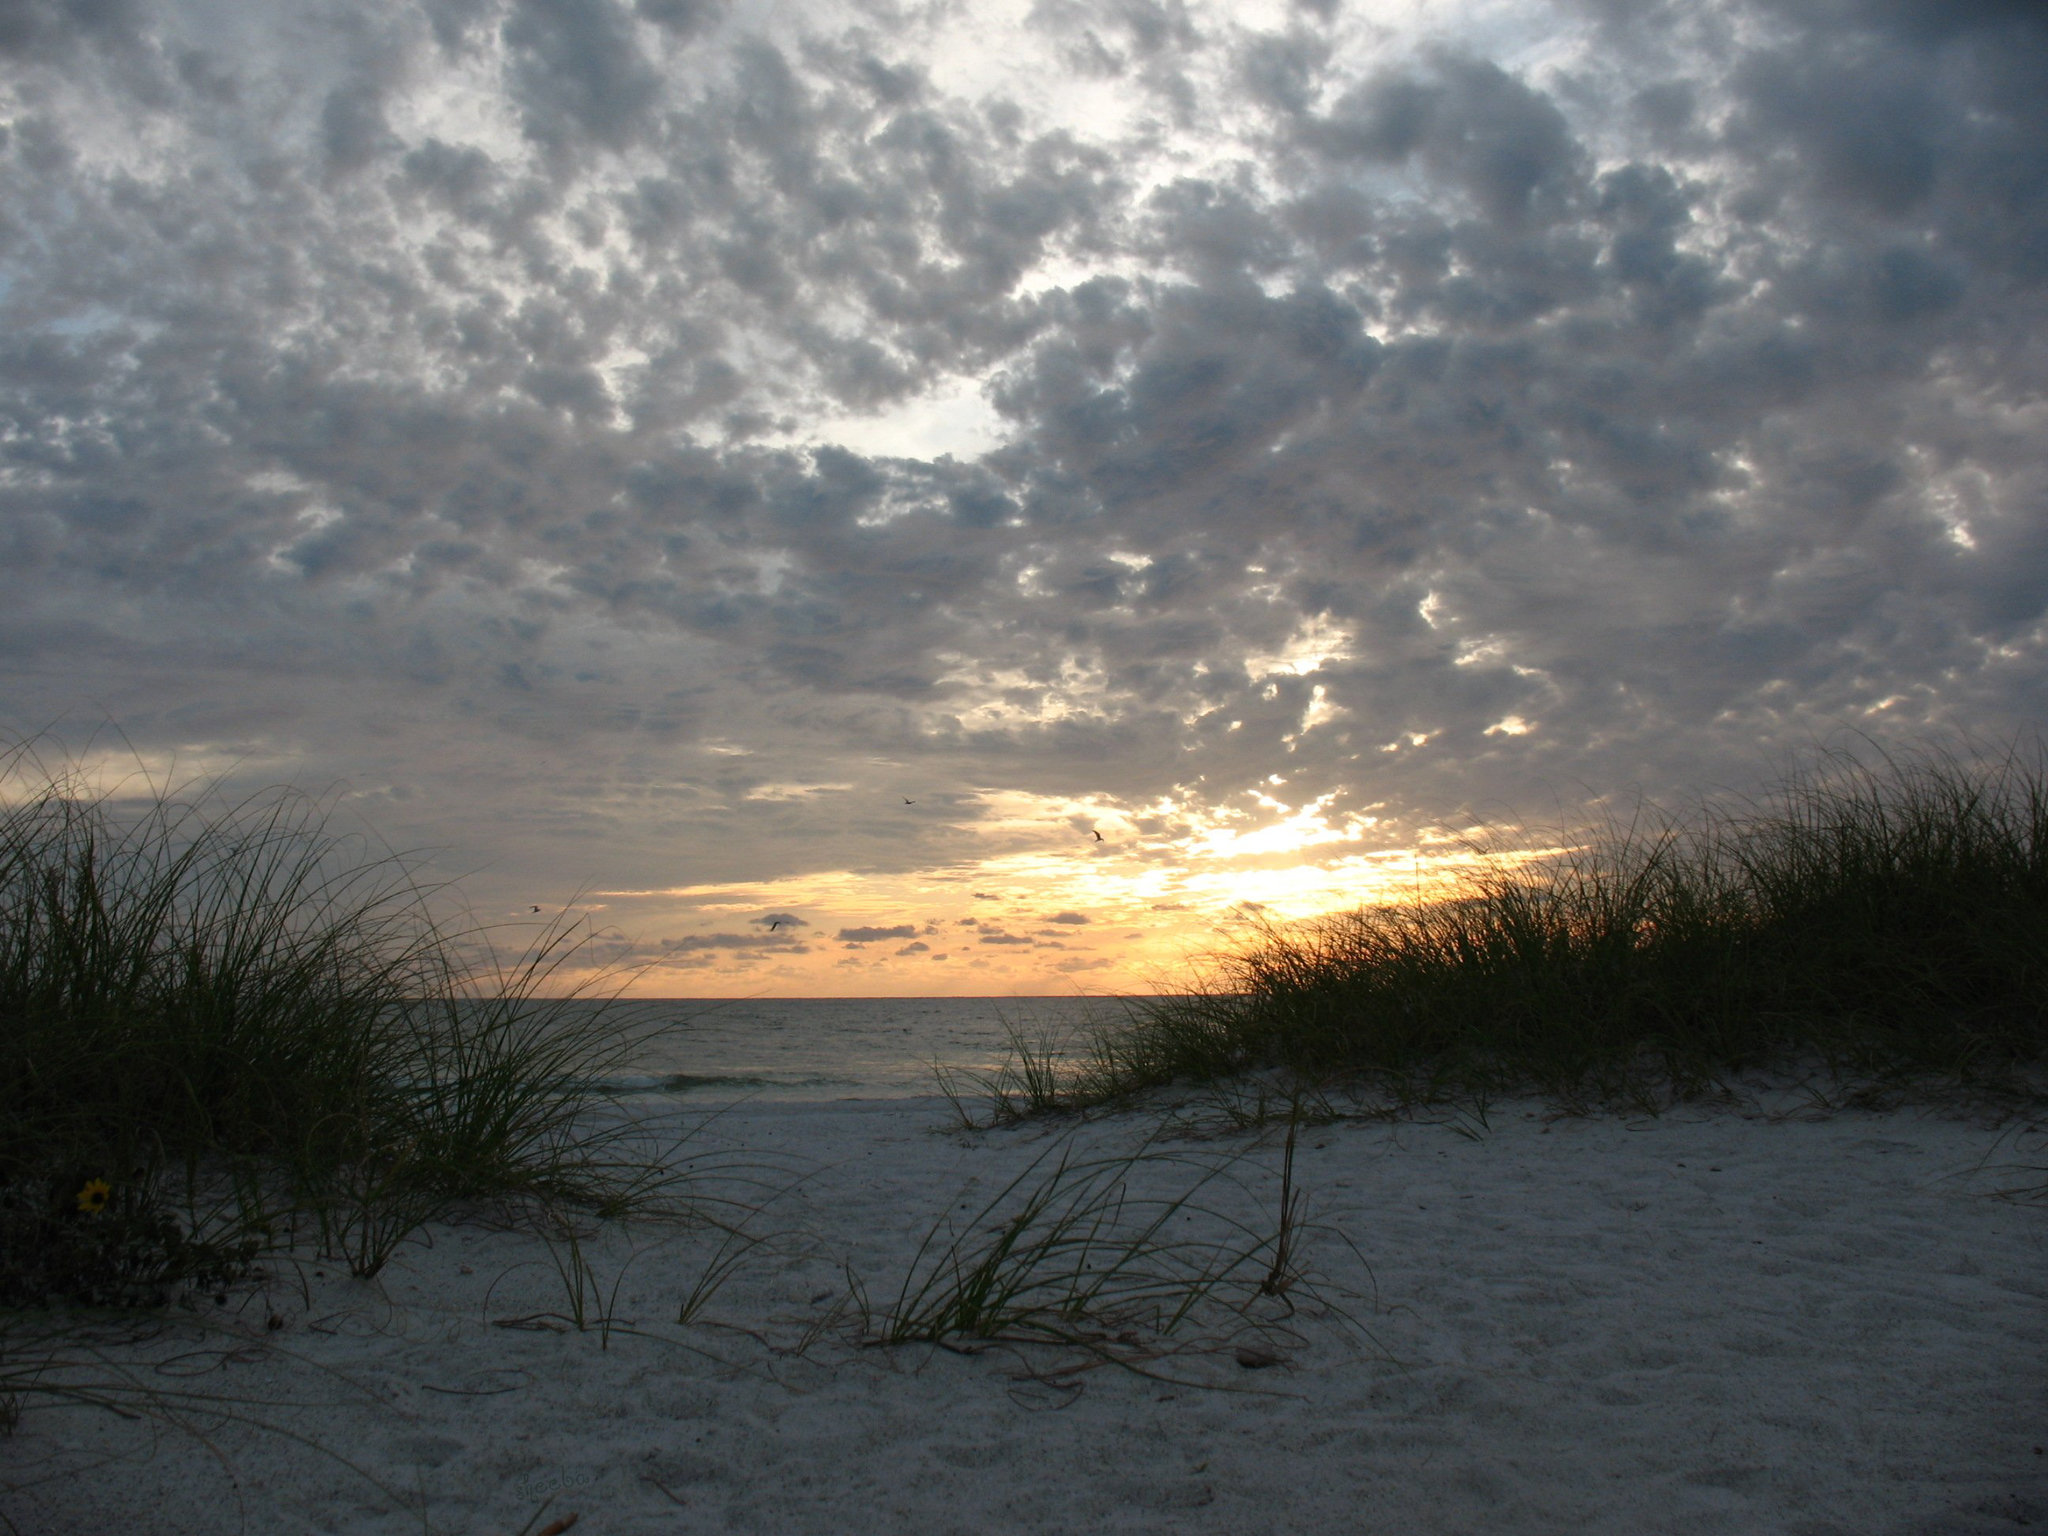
(903, 798), (916, 805)
(1092, 830), (1104, 842)
(530, 905), (541, 913)
(768, 919), (781, 931)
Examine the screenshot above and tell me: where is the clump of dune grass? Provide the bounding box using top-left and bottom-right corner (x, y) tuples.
(934, 1019), (1092, 1127)
(1025, 742), (2048, 1114)
(863, 1115), (1361, 1378)
(0, 743), (678, 1310)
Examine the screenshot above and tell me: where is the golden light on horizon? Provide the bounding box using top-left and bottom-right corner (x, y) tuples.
(566, 784), (1544, 998)
(9, 744), (1562, 1002)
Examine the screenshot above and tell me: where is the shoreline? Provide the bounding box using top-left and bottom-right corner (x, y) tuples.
(6, 1094), (2045, 1535)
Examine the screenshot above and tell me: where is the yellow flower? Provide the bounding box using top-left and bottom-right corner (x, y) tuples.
(75, 1178), (111, 1215)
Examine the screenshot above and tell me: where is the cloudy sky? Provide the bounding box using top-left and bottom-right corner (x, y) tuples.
(2, 0), (2043, 995)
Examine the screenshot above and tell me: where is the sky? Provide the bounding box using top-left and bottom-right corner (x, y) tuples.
(1, 0), (2044, 996)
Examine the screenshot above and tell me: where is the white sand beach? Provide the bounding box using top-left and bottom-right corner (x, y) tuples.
(6, 1094), (2045, 1536)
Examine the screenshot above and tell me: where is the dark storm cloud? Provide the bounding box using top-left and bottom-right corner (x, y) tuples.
(0, 0), (143, 62)
(0, 0), (2043, 912)
(320, 82), (401, 176)
(503, 0), (663, 154)
(1302, 54), (1586, 226)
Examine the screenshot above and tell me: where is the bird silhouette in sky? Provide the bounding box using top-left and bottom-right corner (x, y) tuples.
(530, 905), (541, 913)
(767, 919), (781, 931)
(903, 798), (915, 805)
(1092, 830), (1104, 842)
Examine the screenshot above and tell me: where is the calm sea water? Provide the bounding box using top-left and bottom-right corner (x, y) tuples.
(590, 996), (1145, 1103)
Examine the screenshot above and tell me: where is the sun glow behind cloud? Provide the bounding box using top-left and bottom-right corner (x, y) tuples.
(576, 784), (1525, 997)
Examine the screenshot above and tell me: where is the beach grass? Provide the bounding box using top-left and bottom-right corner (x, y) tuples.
(0, 744), (678, 1322)
(873, 1137), (1241, 1349)
(985, 741), (2048, 1116)
(866, 1104), (1366, 1379)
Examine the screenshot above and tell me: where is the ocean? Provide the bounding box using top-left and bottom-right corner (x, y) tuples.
(597, 995), (1142, 1102)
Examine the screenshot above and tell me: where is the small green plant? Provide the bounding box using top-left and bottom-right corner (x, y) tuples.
(672, 1219), (769, 1328)
(1259, 1106), (1306, 1301)
(935, 1019), (1094, 1125)
(867, 1128), (1333, 1372)
(0, 1168), (262, 1310)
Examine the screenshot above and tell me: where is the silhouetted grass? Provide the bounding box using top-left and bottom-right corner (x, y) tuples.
(1029, 743), (2048, 1113)
(0, 745), (676, 1306)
